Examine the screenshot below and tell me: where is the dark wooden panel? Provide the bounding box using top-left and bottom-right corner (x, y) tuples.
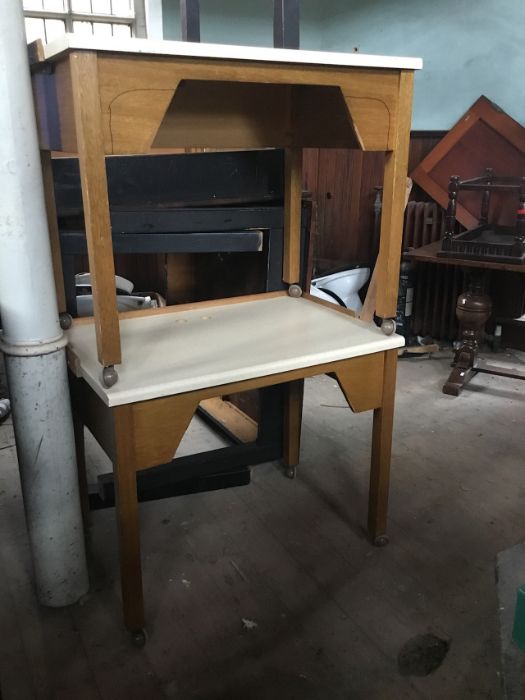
(411, 97), (525, 229)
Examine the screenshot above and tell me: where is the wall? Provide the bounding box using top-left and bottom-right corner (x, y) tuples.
(162, 1), (524, 130)
(162, 0), (323, 50)
(320, 0), (524, 130)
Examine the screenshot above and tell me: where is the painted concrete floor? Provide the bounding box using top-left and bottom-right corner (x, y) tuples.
(0, 352), (524, 699)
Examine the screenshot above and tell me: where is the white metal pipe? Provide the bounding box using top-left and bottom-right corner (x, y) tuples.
(0, 4), (60, 346)
(0, 1), (89, 605)
(5, 353), (89, 605)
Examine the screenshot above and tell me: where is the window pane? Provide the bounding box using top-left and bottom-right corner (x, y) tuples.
(93, 21), (112, 36)
(91, 0), (111, 14)
(71, 0), (92, 11)
(111, 0), (133, 17)
(73, 20), (93, 34)
(23, 0), (44, 10)
(112, 23), (131, 37)
(43, 0), (65, 10)
(44, 18), (65, 41)
(24, 17), (45, 42)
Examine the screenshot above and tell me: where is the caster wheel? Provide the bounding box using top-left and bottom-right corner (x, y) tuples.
(59, 312), (73, 330)
(373, 534), (389, 547)
(102, 365), (118, 388)
(380, 318), (396, 336)
(288, 284), (302, 298)
(131, 628), (147, 647)
(286, 466), (296, 479)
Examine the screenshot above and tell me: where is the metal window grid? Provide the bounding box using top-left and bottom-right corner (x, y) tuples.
(22, 0), (146, 39)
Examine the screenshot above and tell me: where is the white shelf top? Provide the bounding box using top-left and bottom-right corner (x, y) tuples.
(36, 34), (422, 71)
(67, 295), (404, 407)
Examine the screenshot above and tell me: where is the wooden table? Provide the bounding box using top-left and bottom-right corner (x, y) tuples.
(409, 240), (525, 395)
(31, 35), (420, 643)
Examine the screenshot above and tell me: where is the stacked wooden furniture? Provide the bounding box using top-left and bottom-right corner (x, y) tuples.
(31, 35), (421, 644)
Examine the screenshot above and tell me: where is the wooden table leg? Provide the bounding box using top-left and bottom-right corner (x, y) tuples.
(375, 72), (413, 322)
(282, 379), (304, 479)
(70, 51), (121, 377)
(368, 349), (397, 546)
(113, 405), (145, 645)
(40, 150), (67, 317)
(283, 146), (302, 285)
(443, 269), (492, 396)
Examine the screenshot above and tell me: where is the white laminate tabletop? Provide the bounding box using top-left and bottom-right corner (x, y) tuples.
(67, 295), (404, 407)
(35, 34), (422, 71)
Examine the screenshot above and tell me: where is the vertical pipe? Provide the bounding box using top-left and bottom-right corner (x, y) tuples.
(0, 1), (88, 606)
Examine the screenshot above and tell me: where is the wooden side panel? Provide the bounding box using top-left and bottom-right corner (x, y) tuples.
(125, 352), (386, 473)
(104, 88), (176, 154)
(341, 69), (401, 151)
(70, 51), (121, 366)
(333, 352), (384, 412)
(96, 55), (399, 154)
(129, 394), (199, 471)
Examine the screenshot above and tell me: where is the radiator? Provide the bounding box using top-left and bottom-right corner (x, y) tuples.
(404, 201), (461, 341)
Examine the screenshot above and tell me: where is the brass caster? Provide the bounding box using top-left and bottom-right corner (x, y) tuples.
(373, 534), (389, 547)
(131, 628), (147, 648)
(102, 365), (118, 388)
(286, 466), (296, 479)
(288, 284), (302, 298)
(59, 312), (72, 330)
(380, 318), (396, 336)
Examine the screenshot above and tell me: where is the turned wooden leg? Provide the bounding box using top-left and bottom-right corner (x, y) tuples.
(443, 270), (492, 396)
(368, 349), (397, 545)
(113, 406), (145, 642)
(282, 379), (304, 479)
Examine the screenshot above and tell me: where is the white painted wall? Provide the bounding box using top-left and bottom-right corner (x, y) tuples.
(317, 0), (525, 130)
(162, 0), (324, 50)
(161, 0), (524, 130)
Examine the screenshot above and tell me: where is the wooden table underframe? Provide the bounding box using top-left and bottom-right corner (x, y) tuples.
(31, 38), (417, 639)
(409, 240), (525, 395)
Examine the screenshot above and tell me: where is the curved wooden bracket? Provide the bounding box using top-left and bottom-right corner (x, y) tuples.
(332, 352), (384, 413)
(121, 395), (200, 471)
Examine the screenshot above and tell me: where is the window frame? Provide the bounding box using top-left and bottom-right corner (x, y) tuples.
(22, 0), (147, 39)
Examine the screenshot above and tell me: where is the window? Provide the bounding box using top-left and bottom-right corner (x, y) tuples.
(22, 0), (147, 43)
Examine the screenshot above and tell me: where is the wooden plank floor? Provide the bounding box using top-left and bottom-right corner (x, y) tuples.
(1, 353), (523, 699)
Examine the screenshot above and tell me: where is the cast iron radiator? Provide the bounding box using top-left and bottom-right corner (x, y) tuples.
(403, 201), (461, 341)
